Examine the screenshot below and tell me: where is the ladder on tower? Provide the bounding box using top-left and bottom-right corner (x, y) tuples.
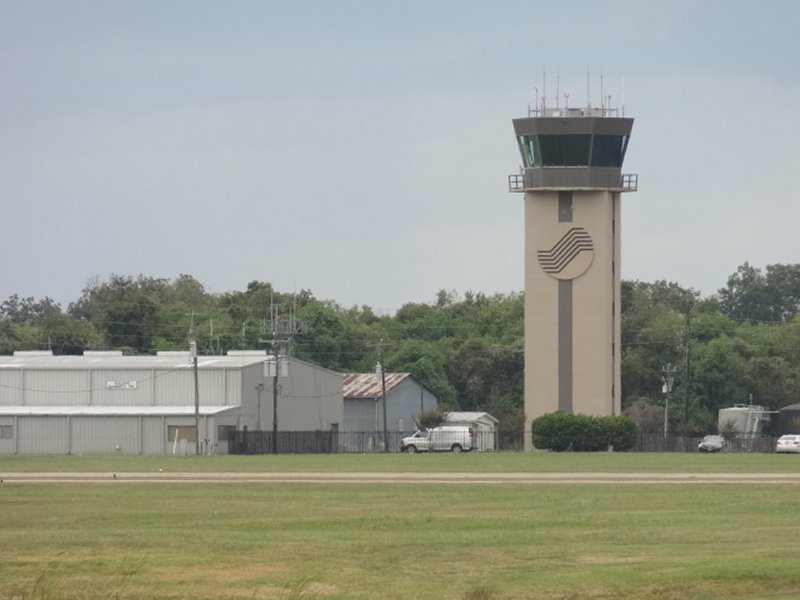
(744, 409), (762, 438)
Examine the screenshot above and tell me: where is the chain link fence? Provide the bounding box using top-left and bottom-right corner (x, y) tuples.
(226, 430), (779, 454)
(634, 433), (776, 453)
(227, 428), (524, 454)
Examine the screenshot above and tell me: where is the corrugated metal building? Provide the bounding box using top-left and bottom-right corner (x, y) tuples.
(0, 350), (342, 455)
(342, 372), (438, 433)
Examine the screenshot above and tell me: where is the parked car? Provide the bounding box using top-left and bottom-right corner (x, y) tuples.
(401, 426), (474, 453)
(698, 435), (724, 453)
(775, 434), (800, 454)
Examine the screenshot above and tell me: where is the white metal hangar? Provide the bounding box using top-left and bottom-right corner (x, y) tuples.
(0, 350), (342, 455)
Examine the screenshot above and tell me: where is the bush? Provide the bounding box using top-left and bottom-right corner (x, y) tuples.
(530, 411), (579, 451)
(532, 411), (639, 452)
(719, 419), (739, 442)
(414, 407), (447, 430)
(602, 415), (639, 451)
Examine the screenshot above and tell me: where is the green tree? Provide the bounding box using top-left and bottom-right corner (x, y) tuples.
(621, 282), (686, 407)
(450, 337), (494, 409)
(691, 336), (750, 422)
(745, 356), (800, 410)
(39, 312), (103, 355)
(1, 294), (62, 323)
(0, 294), (102, 355)
(718, 262), (800, 323)
(0, 320), (39, 354)
(386, 339), (457, 405)
(69, 276), (167, 353)
(414, 407), (447, 430)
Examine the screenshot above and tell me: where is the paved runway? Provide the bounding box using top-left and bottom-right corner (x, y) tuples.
(3, 471), (800, 484)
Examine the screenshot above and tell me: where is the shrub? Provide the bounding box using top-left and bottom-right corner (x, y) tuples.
(532, 411), (639, 452)
(531, 411), (578, 451)
(719, 419), (739, 442)
(602, 415), (639, 451)
(414, 407), (447, 430)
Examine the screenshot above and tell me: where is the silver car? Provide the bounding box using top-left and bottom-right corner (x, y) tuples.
(698, 435), (724, 453)
(776, 434), (800, 454)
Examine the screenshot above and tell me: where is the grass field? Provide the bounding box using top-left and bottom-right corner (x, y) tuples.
(2, 453), (800, 599)
(2, 451), (800, 474)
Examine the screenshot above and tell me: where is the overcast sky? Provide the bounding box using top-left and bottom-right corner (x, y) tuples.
(2, 0), (799, 313)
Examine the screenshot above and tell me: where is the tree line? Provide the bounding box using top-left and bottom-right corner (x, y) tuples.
(2, 262), (799, 435)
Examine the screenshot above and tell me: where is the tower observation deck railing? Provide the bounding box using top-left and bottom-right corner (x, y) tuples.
(527, 106), (620, 118)
(508, 172), (638, 192)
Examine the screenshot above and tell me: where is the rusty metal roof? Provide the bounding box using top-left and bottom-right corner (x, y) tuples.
(342, 372), (411, 399)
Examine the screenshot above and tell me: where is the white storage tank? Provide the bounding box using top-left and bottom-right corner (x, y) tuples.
(718, 404), (768, 435)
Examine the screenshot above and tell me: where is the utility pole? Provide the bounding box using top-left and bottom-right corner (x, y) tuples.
(255, 383), (264, 432)
(187, 309), (201, 456)
(260, 297), (307, 456)
(684, 302), (693, 424)
(375, 339), (390, 452)
(191, 340), (200, 455)
(661, 363), (676, 441)
(271, 335), (280, 454)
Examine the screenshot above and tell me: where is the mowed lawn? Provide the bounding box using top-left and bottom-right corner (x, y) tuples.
(3, 451), (800, 473)
(2, 454), (800, 599)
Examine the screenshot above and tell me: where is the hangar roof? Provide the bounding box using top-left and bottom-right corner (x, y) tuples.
(0, 405), (238, 416)
(342, 372), (412, 399)
(0, 350), (270, 370)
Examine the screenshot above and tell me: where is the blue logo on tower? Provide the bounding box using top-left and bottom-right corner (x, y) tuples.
(537, 226), (594, 280)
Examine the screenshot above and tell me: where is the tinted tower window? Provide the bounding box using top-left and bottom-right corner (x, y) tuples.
(590, 135), (629, 167)
(538, 135), (591, 166)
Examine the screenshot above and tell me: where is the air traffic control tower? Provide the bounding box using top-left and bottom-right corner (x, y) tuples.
(509, 101), (636, 449)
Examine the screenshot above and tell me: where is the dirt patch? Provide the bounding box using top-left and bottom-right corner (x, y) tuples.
(577, 555), (646, 565)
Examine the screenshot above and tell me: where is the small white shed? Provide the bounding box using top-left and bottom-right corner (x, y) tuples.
(445, 411), (498, 451)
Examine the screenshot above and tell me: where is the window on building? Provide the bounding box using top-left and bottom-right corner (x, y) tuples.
(590, 134), (629, 167)
(516, 135), (540, 168)
(518, 133), (629, 168)
(538, 134), (591, 166)
(167, 425), (198, 443)
(217, 425), (235, 444)
(0, 425), (13, 439)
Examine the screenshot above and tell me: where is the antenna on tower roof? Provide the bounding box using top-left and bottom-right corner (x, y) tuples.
(542, 68), (546, 113)
(556, 72), (560, 109)
(600, 73), (605, 115)
(586, 68), (591, 111)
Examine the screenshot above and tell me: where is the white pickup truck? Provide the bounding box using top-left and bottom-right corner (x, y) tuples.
(400, 426), (475, 453)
